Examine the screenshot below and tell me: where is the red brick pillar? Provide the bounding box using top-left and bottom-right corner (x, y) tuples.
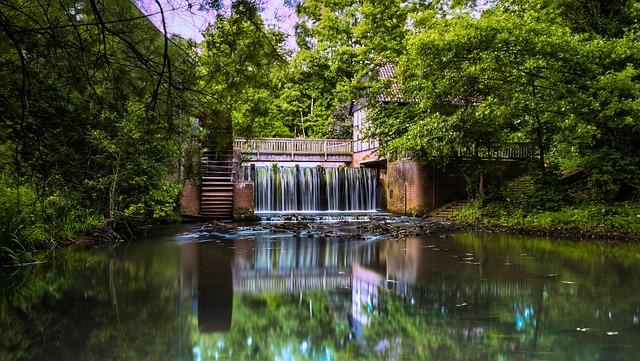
(385, 160), (432, 215)
(233, 181), (255, 221)
(180, 180), (200, 217)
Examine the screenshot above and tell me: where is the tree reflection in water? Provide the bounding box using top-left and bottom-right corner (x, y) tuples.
(2, 228), (640, 360)
(185, 233), (640, 361)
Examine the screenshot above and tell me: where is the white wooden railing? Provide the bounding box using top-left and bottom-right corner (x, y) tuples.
(234, 138), (353, 155)
(234, 138), (531, 161)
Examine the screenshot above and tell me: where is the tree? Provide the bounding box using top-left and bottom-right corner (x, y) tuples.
(366, 1), (640, 199)
(0, 0), (198, 257)
(199, 0), (290, 139)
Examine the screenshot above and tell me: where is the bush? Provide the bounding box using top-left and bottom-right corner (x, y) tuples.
(123, 180), (182, 223)
(0, 180), (107, 263)
(584, 149), (640, 201)
(0, 184), (38, 263)
(517, 174), (569, 212)
(42, 192), (106, 240)
(453, 198), (640, 235)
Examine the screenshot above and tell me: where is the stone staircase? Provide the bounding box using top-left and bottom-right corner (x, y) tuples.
(200, 150), (234, 220)
(429, 200), (470, 221)
(503, 176), (534, 201)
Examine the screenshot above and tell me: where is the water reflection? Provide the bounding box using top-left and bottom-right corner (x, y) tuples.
(3, 226), (640, 360)
(180, 232), (640, 360)
(181, 242), (233, 333)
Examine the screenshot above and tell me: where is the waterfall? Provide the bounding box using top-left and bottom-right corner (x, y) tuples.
(244, 165), (380, 212)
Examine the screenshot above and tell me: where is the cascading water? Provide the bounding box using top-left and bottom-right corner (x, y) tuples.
(244, 165), (380, 212)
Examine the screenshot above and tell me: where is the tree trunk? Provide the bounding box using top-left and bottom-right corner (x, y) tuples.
(537, 125), (545, 172)
(299, 109), (306, 138)
(531, 77), (545, 173)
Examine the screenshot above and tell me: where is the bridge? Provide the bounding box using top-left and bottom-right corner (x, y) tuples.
(233, 137), (532, 164)
(234, 138), (353, 163)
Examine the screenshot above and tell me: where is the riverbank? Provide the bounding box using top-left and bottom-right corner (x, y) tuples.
(7, 203), (637, 267)
(450, 200), (640, 242)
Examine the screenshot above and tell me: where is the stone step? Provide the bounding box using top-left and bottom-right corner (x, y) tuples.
(200, 200), (233, 205)
(202, 176), (232, 179)
(200, 191), (233, 195)
(202, 166), (232, 170)
(200, 214), (233, 220)
(201, 191), (233, 196)
(201, 192), (233, 197)
(201, 181), (234, 186)
(201, 207), (233, 211)
(429, 200), (471, 221)
(201, 190), (233, 194)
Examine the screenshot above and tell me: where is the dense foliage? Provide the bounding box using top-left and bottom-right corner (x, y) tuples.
(363, 0), (640, 202)
(0, 0), (198, 261)
(1, 0), (639, 261)
(198, 0), (364, 139)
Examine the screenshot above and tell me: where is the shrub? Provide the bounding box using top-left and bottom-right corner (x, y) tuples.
(517, 173), (569, 212)
(0, 184), (37, 263)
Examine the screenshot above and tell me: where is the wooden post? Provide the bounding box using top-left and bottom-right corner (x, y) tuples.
(324, 140), (327, 160)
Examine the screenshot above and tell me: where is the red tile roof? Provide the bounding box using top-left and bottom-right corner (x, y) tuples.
(376, 62), (412, 103)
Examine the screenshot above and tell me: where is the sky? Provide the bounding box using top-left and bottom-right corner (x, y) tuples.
(136, 0), (298, 45)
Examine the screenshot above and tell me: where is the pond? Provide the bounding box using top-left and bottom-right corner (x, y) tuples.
(1, 221), (639, 360)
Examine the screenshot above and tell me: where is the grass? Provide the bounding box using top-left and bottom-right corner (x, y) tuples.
(453, 199), (640, 236)
(0, 183), (106, 264)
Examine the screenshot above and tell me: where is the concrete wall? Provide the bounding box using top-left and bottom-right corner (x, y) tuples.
(180, 180), (200, 216)
(385, 160), (466, 215)
(233, 181), (255, 220)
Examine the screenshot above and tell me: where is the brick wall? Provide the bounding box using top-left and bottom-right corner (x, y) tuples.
(233, 181), (254, 219)
(180, 180), (200, 216)
(352, 148), (380, 167)
(386, 160), (429, 215)
(385, 160), (466, 215)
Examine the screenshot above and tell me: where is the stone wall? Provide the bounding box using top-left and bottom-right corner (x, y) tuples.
(233, 181), (255, 220)
(180, 180), (200, 216)
(385, 160), (466, 215)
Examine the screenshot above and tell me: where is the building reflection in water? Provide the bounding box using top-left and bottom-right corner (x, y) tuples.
(180, 242), (233, 333)
(180, 236), (384, 333)
(180, 234), (546, 338)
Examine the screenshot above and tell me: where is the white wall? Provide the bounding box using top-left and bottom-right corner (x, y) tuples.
(353, 108), (379, 153)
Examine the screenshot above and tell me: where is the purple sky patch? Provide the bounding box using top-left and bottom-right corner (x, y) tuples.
(136, 0), (298, 46)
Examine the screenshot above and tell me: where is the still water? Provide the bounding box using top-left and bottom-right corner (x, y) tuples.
(2, 223), (639, 360)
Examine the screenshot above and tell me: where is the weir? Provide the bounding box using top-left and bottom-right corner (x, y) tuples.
(244, 165), (379, 212)
(184, 138), (532, 219)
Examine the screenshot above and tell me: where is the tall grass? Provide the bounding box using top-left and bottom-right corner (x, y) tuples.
(0, 183), (105, 264)
(0, 185), (37, 264)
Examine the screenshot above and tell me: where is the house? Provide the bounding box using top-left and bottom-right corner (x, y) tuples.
(350, 63), (466, 215)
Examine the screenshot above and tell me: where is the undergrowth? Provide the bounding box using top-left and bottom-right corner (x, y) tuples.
(454, 198), (640, 235)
